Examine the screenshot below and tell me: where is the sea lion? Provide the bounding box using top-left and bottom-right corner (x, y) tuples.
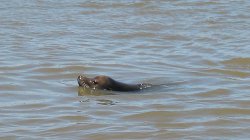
(77, 75), (151, 92)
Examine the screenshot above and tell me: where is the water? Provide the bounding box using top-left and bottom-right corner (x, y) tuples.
(1, 0), (250, 139)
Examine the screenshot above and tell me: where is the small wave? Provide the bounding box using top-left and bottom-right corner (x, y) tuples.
(204, 68), (250, 78)
(195, 89), (230, 97)
(222, 57), (250, 69)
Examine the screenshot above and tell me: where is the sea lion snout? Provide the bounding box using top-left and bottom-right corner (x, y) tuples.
(77, 75), (85, 83)
(77, 75), (84, 81)
(77, 75), (91, 87)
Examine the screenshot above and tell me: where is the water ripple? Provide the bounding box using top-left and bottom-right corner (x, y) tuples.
(1, 0), (250, 139)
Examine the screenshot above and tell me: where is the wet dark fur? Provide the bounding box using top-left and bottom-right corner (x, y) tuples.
(77, 75), (150, 92)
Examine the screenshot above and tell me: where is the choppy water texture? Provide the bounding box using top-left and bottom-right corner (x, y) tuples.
(1, 0), (250, 139)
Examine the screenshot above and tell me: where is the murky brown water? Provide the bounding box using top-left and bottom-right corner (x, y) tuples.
(1, 0), (250, 139)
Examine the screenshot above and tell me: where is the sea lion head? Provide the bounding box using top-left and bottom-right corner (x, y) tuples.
(77, 75), (113, 90)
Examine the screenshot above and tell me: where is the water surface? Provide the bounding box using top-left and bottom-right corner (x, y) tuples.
(1, 0), (250, 139)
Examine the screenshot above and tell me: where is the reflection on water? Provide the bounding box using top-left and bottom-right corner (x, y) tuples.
(1, 0), (250, 139)
(96, 99), (118, 106)
(78, 87), (115, 96)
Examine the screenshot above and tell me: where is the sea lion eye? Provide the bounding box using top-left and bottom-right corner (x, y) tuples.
(93, 80), (98, 84)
